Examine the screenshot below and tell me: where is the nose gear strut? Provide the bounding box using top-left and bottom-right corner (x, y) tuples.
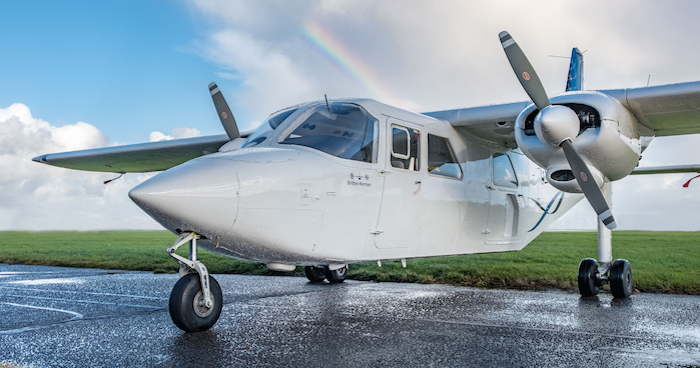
(167, 232), (213, 309)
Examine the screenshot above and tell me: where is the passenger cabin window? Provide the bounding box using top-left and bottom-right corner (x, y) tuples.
(493, 153), (518, 188)
(428, 134), (462, 179)
(391, 125), (420, 171)
(279, 103), (377, 163)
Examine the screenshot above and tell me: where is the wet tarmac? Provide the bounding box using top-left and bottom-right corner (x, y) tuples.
(1, 264), (699, 367)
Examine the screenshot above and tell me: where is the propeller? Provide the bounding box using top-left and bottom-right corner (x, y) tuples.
(499, 31), (617, 230)
(209, 82), (240, 140)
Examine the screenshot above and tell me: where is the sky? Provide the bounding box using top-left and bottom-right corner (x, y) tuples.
(2, 0), (700, 231)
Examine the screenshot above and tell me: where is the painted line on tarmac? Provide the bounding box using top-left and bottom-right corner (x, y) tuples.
(0, 302), (83, 335)
(0, 285), (168, 301)
(0, 293), (165, 310)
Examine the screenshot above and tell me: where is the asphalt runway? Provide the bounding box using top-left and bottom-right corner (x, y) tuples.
(1, 264), (699, 367)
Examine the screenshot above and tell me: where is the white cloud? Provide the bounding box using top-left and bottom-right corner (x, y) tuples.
(172, 127), (202, 139)
(149, 127), (202, 142)
(0, 103), (160, 230)
(149, 131), (172, 142)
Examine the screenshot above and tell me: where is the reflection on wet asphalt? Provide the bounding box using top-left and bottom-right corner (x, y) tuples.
(1, 264), (699, 367)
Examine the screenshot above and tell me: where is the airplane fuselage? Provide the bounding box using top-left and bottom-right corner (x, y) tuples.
(129, 99), (582, 267)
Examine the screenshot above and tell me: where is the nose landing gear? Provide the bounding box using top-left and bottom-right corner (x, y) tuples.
(167, 232), (223, 332)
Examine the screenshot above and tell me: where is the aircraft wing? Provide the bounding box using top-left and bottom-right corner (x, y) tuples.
(423, 101), (529, 147)
(425, 81), (700, 145)
(602, 81), (700, 136)
(33, 134), (230, 173)
(631, 164), (700, 175)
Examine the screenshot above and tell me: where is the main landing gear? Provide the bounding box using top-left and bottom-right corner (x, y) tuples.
(578, 258), (633, 298)
(577, 183), (633, 299)
(166, 232), (223, 332)
(304, 265), (348, 283)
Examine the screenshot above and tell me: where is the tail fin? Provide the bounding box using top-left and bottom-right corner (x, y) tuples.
(565, 47), (584, 91)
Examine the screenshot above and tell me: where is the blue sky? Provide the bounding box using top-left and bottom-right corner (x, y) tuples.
(0, 0), (238, 143)
(2, 0), (700, 231)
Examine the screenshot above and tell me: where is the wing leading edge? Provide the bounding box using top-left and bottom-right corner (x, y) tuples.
(33, 134), (230, 173)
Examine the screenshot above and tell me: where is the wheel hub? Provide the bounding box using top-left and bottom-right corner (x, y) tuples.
(193, 290), (214, 318)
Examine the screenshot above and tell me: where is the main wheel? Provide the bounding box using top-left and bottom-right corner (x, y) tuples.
(578, 258), (600, 297)
(305, 266), (326, 283)
(324, 265), (348, 283)
(610, 259), (633, 298)
(169, 273), (223, 332)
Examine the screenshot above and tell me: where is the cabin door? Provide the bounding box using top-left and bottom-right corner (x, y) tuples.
(374, 119), (423, 249)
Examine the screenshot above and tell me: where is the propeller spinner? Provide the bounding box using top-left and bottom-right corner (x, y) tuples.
(499, 31), (616, 229)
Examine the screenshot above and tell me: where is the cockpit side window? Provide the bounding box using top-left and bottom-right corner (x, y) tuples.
(241, 108), (298, 148)
(279, 103), (377, 163)
(493, 153), (518, 187)
(390, 124), (420, 171)
(428, 134), (462, 179)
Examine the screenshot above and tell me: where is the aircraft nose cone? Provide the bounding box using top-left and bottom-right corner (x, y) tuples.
(129, 157), (238, 236)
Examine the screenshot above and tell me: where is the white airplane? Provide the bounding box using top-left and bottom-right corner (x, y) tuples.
(33, 32), (700, 332)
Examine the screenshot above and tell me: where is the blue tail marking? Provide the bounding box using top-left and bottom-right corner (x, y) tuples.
(566, 47), (584, 92)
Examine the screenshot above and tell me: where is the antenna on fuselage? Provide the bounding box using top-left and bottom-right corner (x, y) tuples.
(324, 94), (330, 112)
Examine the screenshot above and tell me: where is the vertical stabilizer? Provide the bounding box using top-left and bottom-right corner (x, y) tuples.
(566, 47), (584, 91)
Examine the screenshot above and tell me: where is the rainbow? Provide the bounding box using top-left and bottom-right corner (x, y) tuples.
(302, 20), (399, 106)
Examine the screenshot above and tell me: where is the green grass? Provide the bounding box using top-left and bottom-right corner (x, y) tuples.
(1, 231), (698, 294)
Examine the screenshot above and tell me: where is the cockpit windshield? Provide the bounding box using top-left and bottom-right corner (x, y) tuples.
(279, 103), (377, 163)
(241, 108), (298, 148)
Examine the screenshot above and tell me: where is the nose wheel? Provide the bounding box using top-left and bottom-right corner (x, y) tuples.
(166, 232), (223, 332)
(169, 273), (223, 332)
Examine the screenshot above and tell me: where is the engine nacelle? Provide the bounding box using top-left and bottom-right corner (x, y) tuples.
(515, 91), (642, 193)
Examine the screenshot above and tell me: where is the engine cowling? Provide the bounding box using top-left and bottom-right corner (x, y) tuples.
(515, 91), (642, 193)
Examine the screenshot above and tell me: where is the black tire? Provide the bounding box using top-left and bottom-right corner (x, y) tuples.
(610, 259), (633, 299)
(169, 273), (223, 332)
(324, 265), (348, 283)
(305, 266), (326, 283)
(578, 258), (600, 297)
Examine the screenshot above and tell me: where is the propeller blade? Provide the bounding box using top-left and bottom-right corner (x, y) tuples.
(209, 82), (240, 140)
(560, 140), (617, 230)
(499, 31), (550, 110)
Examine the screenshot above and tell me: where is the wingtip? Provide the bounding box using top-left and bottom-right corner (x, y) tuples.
(32, 155), (47, 163)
